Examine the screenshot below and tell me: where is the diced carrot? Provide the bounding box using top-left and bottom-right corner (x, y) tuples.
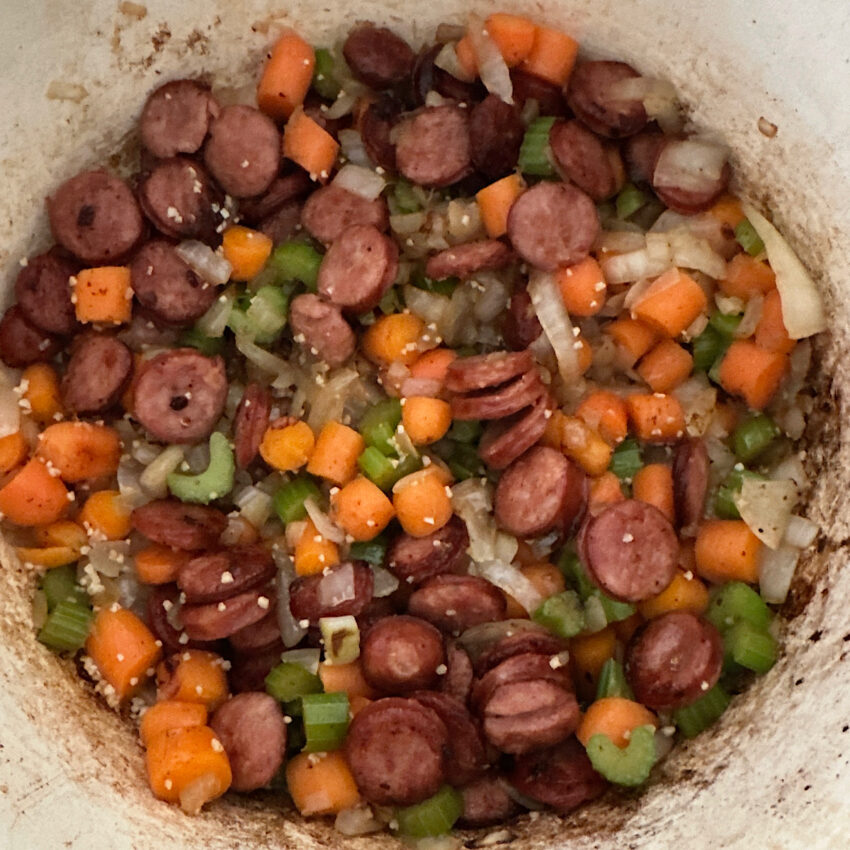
(135, 544), (192, 585)
(74, 266), (132, 325)
(0, 458), (68, 526)
(35, 519), (87, 551)
(632, 463), (675, 523)
(0, 431), (28, 477)
(605, 316), (658, 367)
(589, 471), (625, 507)
(455, 35), (477, 79)
(719, 253), (776, 300)
(577, 697), (657, 748)
(15, 545), (79, 568)
(221, 226), (273, 282)
(257, 29), (316, 121)
(570, 626), (617, 691)
(485, 13), (537, 67)
(556, 256), (607, 317)
(156, 649), (229, 711)
(631, 268), (708, 338)
(79, 490), (132, 540)
(557, 415), (612, 476)
(575, 335), (593, 375)
(286, 750), (360, 816)
(362, 313), (425, 366)
(638, 569), (709, 619)
(408, 347), (458, 387)
(626, 393), (685, 442)
(576, 390), (629, 446)
(636, 339), (693, 393)
(86, 606), (162, 701)
(349, 695), (372, 716)
(401, 396), (452, 446)
(294, 518), (340, 576)
(718, 340), (788, 410)
(140, 701), (208, 748)
(332, 476), (395, 541)
(393, 468), (453, 538)
(476, 174), (524, 238)
(318, 660), (378, 699)
(512, 539), (539, 569)
(259, 419), (315, 471)
(694, 520), (762, 584)
(36, 421), (122, 483)
(283, 107), (339, 181)
(519, 23), (579, 86)
(306, 421), (365, 486)
(754, 288), (795, 354)
(21, 363), (64, 424)
(707, 194), (745, 231)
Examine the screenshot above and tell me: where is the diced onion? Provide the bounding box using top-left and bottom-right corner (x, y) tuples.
(451, 478), (515, 564)
(667, 229), (727, 280)
(472, 560), (544, 616)
(235, 335), (302, 392)
(595, 230), (647, 255)
(673, 375), (718, 438)
(468, 15), (513, 103)
(528, 270), (581, 385)
(734, 294), (764, 338)
(274, 552), (308, 648)
(279, 648), (321, 674)
(583, 595), (608, 633)
(325, 90), (359, 120)
(652, 139), (729, 193)
(734, 477), (798, 550)
(338, 129), (371, 167)
(139, 445), (185, 498)
(610, 76), (681, 133)
(197, 287), (237, 338)
(371, 565), (400, 598)
(306, 368), (360, 432)
(176, 241), (232, 286)
(434, 41), (475, 82)
(234, 484), (274, 529)
(472, 274), (511, 324)
(333, 164), (386, 200)
(317, 561), (357, 609)
(447, 199), (483, 242)
(335, 805), (384, 836)
(784, 514), (819, 549)
(304, 497), (345, 544)
(87, 540), (131, 579)
(391, 211), (428, 235)
(759, 544), (800, 605)
(770, 454), (808, 491)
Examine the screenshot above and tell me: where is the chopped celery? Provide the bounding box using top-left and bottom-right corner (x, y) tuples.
(558, 550), (636, 624)
(616, 182), (647, 220)
(597, 594), (636, 624)
(705, 581), (773, 633)
(357, 446), (398, 490)
(41, 565), (86, 611)
(178, 326), (225, 356)
(265, 661), (323, 703)
(673, 684), (731, 738)
(558, 549), (596, 599)
(349, 535), (388, 565)
(533, 590), (586, 639)
(734, 218), (765, 257)
(447, 442), (484, 481)
(359, 399), (402, 455)
(596, 658), (635, 700)
(167, 432), (234, 504)
(268, 241), (323, 291)
(245, 285), (290, 339)
(708, 310), (743, 338)
(395, 785), (464, 837)
(312, 47), (342, 100)
(301, 691), (350, 752)
(518, 116), (557, 176)
(392, 179), (422, 214)
(586, 725), (657, 787)
(38, 598), (93, 652)
(724, 620), (777, 673)
(733, 413), (780, 462)
(447, 420), (482, 444)
(319, 615), (360, 665)
(714, 468), (765, 519)
(273, 476), (322, 524)
(692, 324), (727, 373)
(609, 437), (643, 481)
(227, 302), (279, 345)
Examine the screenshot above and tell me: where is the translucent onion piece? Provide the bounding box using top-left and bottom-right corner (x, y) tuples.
(338, 129), (371, 168)
(279, 648), (321, 674)
(197, 287), (237, 338)
(434, 41), (475, 82)
(304, 497), (345, 544)
(176, 241), (232, 286)
(139, 445), (185, 498)
(333, 164), (386, 200)
(784, 514), (819, 549)
(528, 270), (581, 385)
(653, 139), (729, 193)
(472, 560), (544, 616)
(371, 565), (400, 598)
(468, 15), (513, 103)
(734, 293), (764, 338)
(0, 368), (21, 438)
(335, 805), (384, 836)
(317, 562), (357, 610)
(274, 552), (308, 647)
(759, 543), (800, 605)
(734, 477), (798, 549)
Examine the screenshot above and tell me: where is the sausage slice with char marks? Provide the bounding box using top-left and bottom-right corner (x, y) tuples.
(301, 184), (389, 244)
(459, 775), (521, 827)
(228, 606), (281, 653)
(408, 574), (507, 634)
(361, 615), (445, 694)
(445, 350), (534, 393)
(360, 95), (402, 172)
(0, 306), (62, 368)
(181, 587), (273, 641)
(132, 500), (228, 550)
(140, 79), (219, 159)
(471, 651), (574, 712)
(233, 383), (272, 469)
(474, 626), (568, 677)
(343, 24), (415, 89)
(385, 515), (469, 585)
(566, 61), (648, 139)
(468, 95), (525, 180)
(396, 106), (472, 188)
(145, 584), (221, 653)
(288, 561), (375, 624)
(549, 119), (619, 201)
(451, 369), (545, 422)
(425, 240), (514, 281)
(288, 293), (356, 368)
(14, 253), (78, 335)
(177, 543), (276, 604)
(61, 333), (133, 414)
(478, 393), (553, 470)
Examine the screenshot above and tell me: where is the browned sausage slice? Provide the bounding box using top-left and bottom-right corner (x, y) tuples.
(133, 348), (228, 444)
(288, 293), (356, 368)
(458, 775), (521, 827)
(343, 24), (415, 89)
(451, 369), (544, 421)
(445, 350), (534, 393)
(301, 185), (389, 244)
(624, 130), (666, 184)
(210, 693), (286, 792)
(145, 584), (221, 652)
(425, 240), (514, 281)
(566, 61), (648, 139)
(651, 138), (731, 214)
(0, 306), (62, 368)
(130, 240), (218, 326)
(49, 170), (143, 265)
(396, 106), (472, 188)
(440, 640), (474, 704)
(344, 697), (448, 806)
(288, 561), (375, 624)
(361, 615), (445, 693)
(140, 79), (219, 159)
(132, 500), (228, 550)
(228, 607), (281, 653)
(549, 119), (618, 201)
(474, 626), (568, 677)
(385, 515), (469, 585)
(233, 383), (272, 469)
(502, 286), (542, 350)
(203, 105), (281, 198)
(625, 611), (723, 710)
(14, 253), (78, 335)
(478, 393), (552, 470)
(238, 171), (312, 224)
(408, 574), (507, 634)
(582, 499), (678, 602)
(181, 587), (272, 641)
(468, 95), (525, 180)
(177, 543), (276, 604)
(510, 69), (567, 117)
(507, 181), (599, 271)
(360, 96), (402, 172)
(259, 201), (303, 245)
(229, 641), (285, 693)
(61, 333), (133, 414)
(317, 224), (398, 313)
(673, 437), (709, 530)
(413, 45), (484, 106)
(471, 651), (574, 712)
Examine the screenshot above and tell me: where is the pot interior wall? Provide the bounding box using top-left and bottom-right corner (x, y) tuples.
(0, 1), (849, 848)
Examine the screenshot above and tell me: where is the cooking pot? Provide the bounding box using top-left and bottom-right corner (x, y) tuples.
(1, 1), (848, 847)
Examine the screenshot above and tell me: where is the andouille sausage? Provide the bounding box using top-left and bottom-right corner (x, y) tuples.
(132, 500), (228, 550)
(471, 651), (574, 712)
(288, 561), (375, 624)
(624, 129), (666, 184)
(651, 138), (731, 214)
(502, 286), (542, 350)
(395, 106), (472, 188)
(510, 68), (567, 117)
(48, 170), (144, 264)
(343, 24), (415, 89)
(145, 584), (220, 652)
(233, 383), (272, 469)
(673, 437), (710, 530)
(425, 240), (514, 281)
(0, 306), (62, 368)
(625, 611), (724, 711)
(361, 615), (445, 693)
(203, 105), (281, 198)
(130, 240), (218, 326)
(582, 499), (678, 602)
(385, 515), (469, 585)
(177, 543), (276, 604)
(259, 201), (303, 245)
(440, 640), (474, 704)
(229, 641), (285, 693)
(237, 171), (312, 224)
(140, 79), (219, 159)
(181, 587), (273, 641)
(288, 294), (356, 368)
(210, 692), (287, 792)
(507, 181), (600, 271)
(317, 224), (398, 313)
(14, 253), (78, 335)
(359, 95), (402, 172)
(344, 697), (449, 806)
(458, 775), (521, 827)
(445, 350), (534, 393)
(474, 626), (568, 677)
(408, 574), (507, 634)
(468, 95), (525, 180)
(228, 606), (281, 653)
(451, 369), (545, 421)
(549, 119), (619, 201)
(132, 348), (228, 444)
(60, 333), (133, 414)
(566, 61), (648, 139)
(494, 446), (587, 538)
(301, 184), (389, 244)
(478, 393), (553, 470)
(117, 314), (180, 351)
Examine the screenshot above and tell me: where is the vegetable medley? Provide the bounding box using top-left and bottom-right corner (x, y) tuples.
(1, 7), (826, 841)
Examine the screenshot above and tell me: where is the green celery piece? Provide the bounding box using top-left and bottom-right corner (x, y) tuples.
(585, 725), (657, 787)
(37, 598), (93, 652)
(359, 399), (402, 455)
(518, 117), (557, 176)
(312, 48), (342, 100)
(732, 413), (780, 462)
(708, 311), (743, 338)
(616, 182), (647, 220)
(41, 565), (86, 612)
(705, 581), (773, 633)
(692, 324), (726, 373)
(392, 179), (422, 214)
(167, 432), (234, 504)
(268, 242), (323, 291)
(394, 785), (464, 837)
(348, 536), (388, 565)
(358, 446), (398, 490)
(714, 468), (765, 519)
(673, 684), (731, 738)
(447, 420), (482, 444)
(596, 658), (635, 700)
(533, 590), (586, 639)
(301, 691), (350, 752)
(609, 437), (643, 481)
(179, 326), (225, 356)
(725, 620), (777, 674)
(265, 662), (323, 703)
(734, 219), (765, 257)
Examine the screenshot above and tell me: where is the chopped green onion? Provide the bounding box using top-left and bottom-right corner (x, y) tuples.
(609, 437), (643, 481)
(724, 620), (777, 673)
(705, 581), (773, 634)
(714, 468), (765, 519)
(312, 47), (342, 100)
(616, 182), (647, 220)
(359, 399), (402, 455)
(518, 116), (557, 176)
(734, 218), (765, 257)
(732, 413), (780, 462)
(708, 310), (743, 338)
(167, 432), (234, 504)
(265, 661), (323, 703)
(245, 285), (290, 340)
(178, 326), (225, 356)
(319, 615), (361, 665)
(585, 725), (657, 787)
(447, 420), (482, 444)
(394, 785), (464, 837)
(40, 564), (86, 612)
(37, 598), (93, 652)
(348, 535), (388, 565)
(301, 691), (350, 752)
(596, 658), (635, 700)
(357, 446), (399, 490)
(533, 590), (586, 639)
(268, 241), (323, 291)
(392, 179), (422, 214)
(273, 476), (322, 523)
(673, 683), (731, 738)
(692, 324), (727, 373)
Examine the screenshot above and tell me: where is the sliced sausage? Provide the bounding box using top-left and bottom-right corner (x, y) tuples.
(425, 240), (514, 281)
(412, 45), (484, 106)
(14, 253), (78, 335)
(203, 105), (281, 198)
(140, 79), (219, 159)
(385, 515), (469, 585)
(474, 626), (568, 677)
(259, 201), (303, 245)
(138, 158), (221, 242)
(507, 181), (599, 271)
(181, 587), (273, 641)
(361, 615), (445, 694)
(317, 224), (398, 313)
(459, 775), (521, 827)
(211, 693), (286, 792)
(408, 574), (507, 634)
(451, 369), (544, 421)
(360, 95), (403, 172)
(132, 500), (228, 550)
(238, 171), (312, 224)
(395, 106), (472, 188)
(0, 306), (62, 368)
(130, 240), (218, 326)
(177, 543), (276, 604)
(549, 119), (619, 201)
(445, 350), (534, 393)
(625, 611), (724, 711)
(145, 584), (220, 652)
(60, 333), (132, 414)
(624, 130), (666, 184)
(288, 293), (356, 368)
(502, 286), (542, 350)
(233, 383), (272, 469)
(344, 697), (448, 806)
(343, 24), (415, 89)
(48, 170), (143, 264)
(471, 651), (574, 712)
(228, 606), (281, 653)
(117, 314), (180, 351)
(673, 437), (709, 530)
(301, 184), (389, 244)
(468, 95), (525, 180)
(510, 69), (567, 117)
(582, 499), (678, 602)
(494, 446), (587, 538)
(478, 393), (552, 470)
(288, 561), (374, 624)
(440, 640), (474, 704)
(651, 138), (731, 214)
(510, 737), (608, 813)
(566, 61), (648, 139)
(229, 641), (285, 693)
(133, 348), (228, 444)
